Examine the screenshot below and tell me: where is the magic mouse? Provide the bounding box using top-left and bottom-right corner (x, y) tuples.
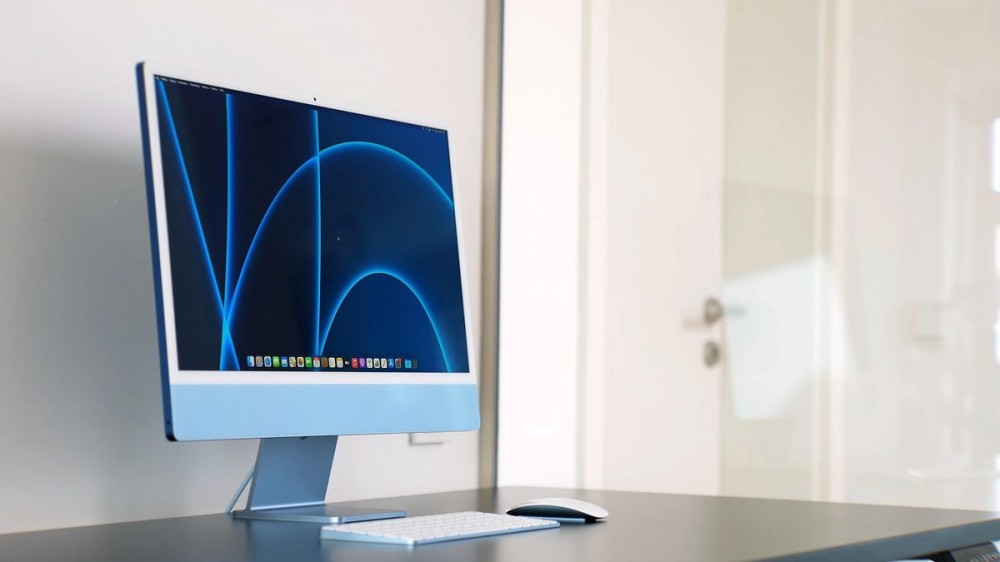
(506, 497), (609, 522)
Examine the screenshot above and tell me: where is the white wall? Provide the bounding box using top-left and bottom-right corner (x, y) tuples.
(0, 0), (486, 534)
(497, 0), (583, 487)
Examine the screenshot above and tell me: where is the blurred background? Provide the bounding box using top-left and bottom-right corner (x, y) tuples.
(498, 0), (1000, 513)
(3, 0), (1000, 535)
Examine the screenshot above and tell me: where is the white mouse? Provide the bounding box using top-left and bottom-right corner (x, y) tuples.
(506, 497), (609, 522)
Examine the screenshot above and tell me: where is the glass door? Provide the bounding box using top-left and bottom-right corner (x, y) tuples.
(721, 0), (1000, 510)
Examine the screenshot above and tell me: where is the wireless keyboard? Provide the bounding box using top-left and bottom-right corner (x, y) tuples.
(319, 511), (559, 545)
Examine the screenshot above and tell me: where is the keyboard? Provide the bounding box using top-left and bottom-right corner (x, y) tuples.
(319, 511), (559, 545)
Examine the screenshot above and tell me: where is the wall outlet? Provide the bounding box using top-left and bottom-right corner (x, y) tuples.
(408, 433), (451, 446)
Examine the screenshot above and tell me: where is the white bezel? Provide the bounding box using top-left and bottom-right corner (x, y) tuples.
(140, 62), (477, 387)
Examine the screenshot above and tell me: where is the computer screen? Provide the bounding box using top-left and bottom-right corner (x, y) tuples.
(137, 63), (479, 441)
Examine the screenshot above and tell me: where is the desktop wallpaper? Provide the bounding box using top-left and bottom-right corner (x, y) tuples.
(153, 76), (469, 373)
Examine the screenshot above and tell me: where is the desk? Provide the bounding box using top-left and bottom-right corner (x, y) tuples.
(2, 487), (1000, 561)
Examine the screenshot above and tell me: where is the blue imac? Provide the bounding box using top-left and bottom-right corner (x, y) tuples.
(136, 62), (479, 523)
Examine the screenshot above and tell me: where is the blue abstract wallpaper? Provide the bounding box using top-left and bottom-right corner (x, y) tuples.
(153, 76), (469, 373)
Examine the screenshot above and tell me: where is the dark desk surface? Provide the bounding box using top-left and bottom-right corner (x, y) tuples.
(3, 487), (1000, 562)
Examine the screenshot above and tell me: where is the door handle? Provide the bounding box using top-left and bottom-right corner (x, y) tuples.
(703, 298), (725, 367)
(702, 297), (747, 326)
(704, 297), (724, 326)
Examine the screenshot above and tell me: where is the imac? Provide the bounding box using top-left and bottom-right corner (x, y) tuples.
(135, 63), (479, 524)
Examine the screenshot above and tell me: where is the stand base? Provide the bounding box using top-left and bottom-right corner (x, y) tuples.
(233, 504), (406, 524)
(235, 436), (406, 524)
